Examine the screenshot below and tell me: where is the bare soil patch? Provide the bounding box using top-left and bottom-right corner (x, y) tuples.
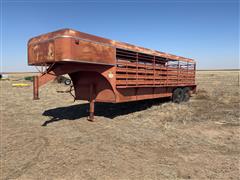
(1, 71), (239, 179)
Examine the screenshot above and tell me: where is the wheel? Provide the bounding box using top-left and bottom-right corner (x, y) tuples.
(182, 87), (191, 102)
(64, 79), (72, 85)
(172, 88), (184, 103)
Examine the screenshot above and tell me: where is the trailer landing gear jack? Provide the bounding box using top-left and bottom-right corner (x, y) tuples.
(33, 76), (39, 100)
(88, 99), (95, 121)
(87, 84), (95, 122)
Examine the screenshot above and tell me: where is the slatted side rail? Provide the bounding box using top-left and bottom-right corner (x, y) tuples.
(116, 48), (195, 88)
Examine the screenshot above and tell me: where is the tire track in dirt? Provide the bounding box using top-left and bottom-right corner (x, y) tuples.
(5, 136), (49, 180)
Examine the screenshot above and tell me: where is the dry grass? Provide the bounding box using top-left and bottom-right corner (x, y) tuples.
(1, 71), (239, 180)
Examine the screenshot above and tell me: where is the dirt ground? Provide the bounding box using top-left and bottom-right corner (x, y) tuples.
(1, 71), (239, 180)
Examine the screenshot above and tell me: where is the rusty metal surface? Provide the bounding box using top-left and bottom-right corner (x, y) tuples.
(28, 29), (197, 120)
(32, 63), (117, 102)
(33, 76), (39, 100)
(28, 28), (195, 65)
(32, 61), (196, 103)
(29, 29), (196, 103)
(28, 32), (116, 66)
(28, 40), (55, 65)
(115, 60), (195, 88)
(88, 84), (95, 121)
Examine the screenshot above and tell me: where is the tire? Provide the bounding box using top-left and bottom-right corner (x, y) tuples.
(64, 79), (72, 85)
(172, 88), (184, 103)
(182, 87), (191, 102)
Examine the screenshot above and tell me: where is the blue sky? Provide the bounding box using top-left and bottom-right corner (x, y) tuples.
(1, 0), (239, 72)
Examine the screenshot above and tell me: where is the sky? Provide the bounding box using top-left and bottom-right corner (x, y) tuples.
(1, 0), (239, 72)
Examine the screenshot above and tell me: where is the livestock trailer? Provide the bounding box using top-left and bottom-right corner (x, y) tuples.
(28, 28), (196, 121)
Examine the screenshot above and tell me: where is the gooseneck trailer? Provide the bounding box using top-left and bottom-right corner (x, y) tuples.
(28, 29), (196, 121)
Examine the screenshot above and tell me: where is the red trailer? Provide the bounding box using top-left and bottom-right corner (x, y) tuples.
(28, 29), (196, 121)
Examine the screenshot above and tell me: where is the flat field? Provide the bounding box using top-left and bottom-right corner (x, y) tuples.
(1, 71), (239, 180)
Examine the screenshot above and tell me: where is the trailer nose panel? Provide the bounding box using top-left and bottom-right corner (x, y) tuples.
(28, 40), (55, 65)
(28, 32), (116, 66)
